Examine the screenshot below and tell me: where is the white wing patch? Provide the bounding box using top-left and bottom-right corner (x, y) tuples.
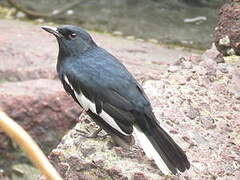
(64, 75), (129, 136)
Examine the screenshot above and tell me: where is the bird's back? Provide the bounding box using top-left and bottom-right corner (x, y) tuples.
(58, 46), (150, 111)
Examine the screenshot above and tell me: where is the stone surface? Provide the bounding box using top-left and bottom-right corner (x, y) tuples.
(141, 55), (240, 180)
(0, 79), (80, 152)
(214, 0), (240, 56)
(45, 120), (170, 180)
(47, 50), (240, 179)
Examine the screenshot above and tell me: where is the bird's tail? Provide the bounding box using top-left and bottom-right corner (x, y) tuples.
(133, 113), (190, 175)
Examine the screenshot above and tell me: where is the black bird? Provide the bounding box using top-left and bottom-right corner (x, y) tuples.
(41, 25), (190, 175)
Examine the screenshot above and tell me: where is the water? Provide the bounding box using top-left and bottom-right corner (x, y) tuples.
(14, 0), (225, 49)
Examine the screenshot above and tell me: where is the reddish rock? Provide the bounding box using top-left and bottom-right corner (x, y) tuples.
(214, 0), (240, 56)
(0, 20), (58, 81)
(0, 79), (80, 152)
(133, 172), (149, 180)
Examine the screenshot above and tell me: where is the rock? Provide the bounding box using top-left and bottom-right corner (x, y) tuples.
(184, 106), (200, 119)
(0, 79), (80, 152)
(188, 55), (203, 65)
(235, 91), (240, 100)
(35, 18), (45, 23)
(113, 31), (123, 36)
(147, 38), (158, 44)
(224, 55), (240, 63)
(15, 11), (26, 19)
(218, 35), (231, 47)
(125, 35), (135, 40)
(214, 0), (240, 56)
(168, 65), (179, 73)
(182, 61), (193, 69)
(66, 9), (74, 15)
(11, 164), (40, 180)
(133, 172), (149, 180)
(47, 121), (163, 180)
(169, 73), (187, 85)
(0, 20), (58, 82)
(199, 57), (217, 69)
(202, 44), (221, 62)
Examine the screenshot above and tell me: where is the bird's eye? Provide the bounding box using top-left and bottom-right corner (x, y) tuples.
(69, 33), (77, 39)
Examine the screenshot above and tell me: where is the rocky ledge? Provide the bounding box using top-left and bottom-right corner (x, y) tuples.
(44, 46), (240, 180)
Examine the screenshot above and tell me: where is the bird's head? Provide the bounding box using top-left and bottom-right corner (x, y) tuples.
(41, 25), (96, 57)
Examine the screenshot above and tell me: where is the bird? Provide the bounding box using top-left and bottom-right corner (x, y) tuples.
(41, 25), (190, 175)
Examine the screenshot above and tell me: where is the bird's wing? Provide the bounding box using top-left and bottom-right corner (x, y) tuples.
(61, 55), (150, 136)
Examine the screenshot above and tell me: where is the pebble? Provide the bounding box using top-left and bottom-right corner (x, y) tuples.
(52, 9), (59, 15)
(219, 35), (230, 46)
(147, 38), (158, 44)
(168, 65), (178, 73)
(113, 31), (123, 36)
(35, 18), (44, 23)
(16, 11), (26, 19)
(235, 91), (240, 100)
(182, 61), (193, 69)
(66, 10), (74, 15)
(126, 36), (135, 40)
(137, 38), (144, 42)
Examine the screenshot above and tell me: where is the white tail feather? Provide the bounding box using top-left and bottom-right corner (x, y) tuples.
(133, 126), (172, 175)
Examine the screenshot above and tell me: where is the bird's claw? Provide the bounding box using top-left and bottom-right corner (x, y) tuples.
(76, 127), (106, 138)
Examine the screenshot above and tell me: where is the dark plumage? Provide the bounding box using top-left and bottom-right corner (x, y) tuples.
(41, 25), (190, 175)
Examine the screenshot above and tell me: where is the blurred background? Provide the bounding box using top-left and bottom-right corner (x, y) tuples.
(1, 0), (224, 49)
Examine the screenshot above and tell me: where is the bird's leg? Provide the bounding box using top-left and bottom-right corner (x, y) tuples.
(76, 127), (104, 138)
(77, 110), (108, 138)
(78, 109), (87, 121)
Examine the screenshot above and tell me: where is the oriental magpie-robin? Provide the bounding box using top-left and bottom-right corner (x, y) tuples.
(41, 25), (190, 175)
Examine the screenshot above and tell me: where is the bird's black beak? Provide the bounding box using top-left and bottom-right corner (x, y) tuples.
(41, 26), (63, 38)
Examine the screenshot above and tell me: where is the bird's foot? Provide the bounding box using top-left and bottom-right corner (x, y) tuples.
(78, 109), (88, 121)
(76, 127), (107, 138)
